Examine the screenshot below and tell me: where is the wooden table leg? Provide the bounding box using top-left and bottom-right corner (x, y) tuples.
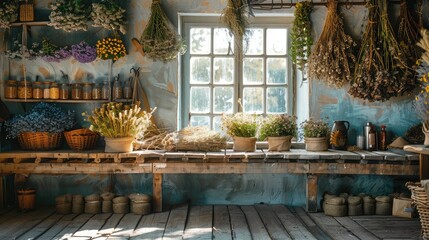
(153, 173), (163, 212)
(306, 174), (318, 213)
(420, 154), (429, 180)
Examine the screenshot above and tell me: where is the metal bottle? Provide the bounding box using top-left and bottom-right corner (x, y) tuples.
(364, 122), (372, 150)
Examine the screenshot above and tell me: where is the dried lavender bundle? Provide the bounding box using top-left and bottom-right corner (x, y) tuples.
(349, 0), (408, 101)
(308, 0), (356, 88)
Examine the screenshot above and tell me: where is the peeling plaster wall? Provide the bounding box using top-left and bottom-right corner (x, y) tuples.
(1, 1), (419, 208)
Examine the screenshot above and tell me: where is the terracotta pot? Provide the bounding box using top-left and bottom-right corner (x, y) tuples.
(104, 137), (134, 152)
(305, 137), (328, 151)
(267, 136), (292, 151)
(233, 136), (256, 152)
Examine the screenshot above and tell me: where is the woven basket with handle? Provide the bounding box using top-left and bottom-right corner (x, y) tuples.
(18, 132), (62, 150)
(406, 182), (429, 239)
(64, 128), (99, 151)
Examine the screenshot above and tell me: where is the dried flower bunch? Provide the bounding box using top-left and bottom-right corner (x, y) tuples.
(139, 0), (186, 61)
(259, 114), (297, 141)
(414, 29), (429, 121)
(300, 118), (330, 138)
(83, 102), (153, 139)
(40, 39), (71, 63)
(5, 102), (75, 139)
(96, 37), (127, 61)
(91, 0), (127, 35)
(349, 0), (410, 101)
(308, 0), (356, 88)
(162, 126), (227, 152)
(48, 0), (90, 32)
(71, 41), (97, 63)
(221, 0), (248, 40)
(4, 41), (40, 60)
(290, 1), (313, 71)
(0, 0), (18, 29)
(221, 112), (258, 138)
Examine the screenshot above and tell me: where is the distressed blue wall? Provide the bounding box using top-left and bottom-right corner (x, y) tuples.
(0, 0), (422, 208)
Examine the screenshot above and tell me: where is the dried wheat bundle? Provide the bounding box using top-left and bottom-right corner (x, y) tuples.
(308, 0), (356, 88)
(135, 124), (169, 150)
(162, 126), (227, 152)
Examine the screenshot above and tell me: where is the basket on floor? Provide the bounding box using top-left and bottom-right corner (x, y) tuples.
(406, 182), (429, 239)
(18, 132), (62, 150)
(64, 129), (99, 151)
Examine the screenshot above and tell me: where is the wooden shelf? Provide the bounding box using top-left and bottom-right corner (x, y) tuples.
(9, 21), (49, 27)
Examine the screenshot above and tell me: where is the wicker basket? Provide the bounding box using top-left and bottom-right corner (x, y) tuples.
(19, 2), (34, 22)
(64, 129), (99, 151)
(18, 132), (62, 150)
(406, 182), (429, 239)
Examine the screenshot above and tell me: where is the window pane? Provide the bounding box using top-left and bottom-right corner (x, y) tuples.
(244, 28), (263, 55)
(214, 28), (234, 54)
(190, 87), (210, 113)
(267, 58), (287, 84)
(214, 87), (233, 113)
(190, 28), (211, 54)
(214, 57), (234, 84)
(213, 116), (223, 132)
(267, 87), (287, 113)
(190, 57), (210, 84)
(243, 87), (263, 113)
(243, 58), (263, 85)
(267, 29), (287, 55)
(190, 116), (210, 127)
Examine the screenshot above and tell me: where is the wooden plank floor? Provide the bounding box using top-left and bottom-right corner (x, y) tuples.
(0, 204), (422, 240)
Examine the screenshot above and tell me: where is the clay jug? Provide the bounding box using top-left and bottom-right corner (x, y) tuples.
(330, 121), (350, 150)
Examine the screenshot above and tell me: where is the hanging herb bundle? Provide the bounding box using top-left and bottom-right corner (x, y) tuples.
(308, 0), (356, 88)
(139, 0), (186, 62)
(221, 0), (248, 40)
(396, 0), (422, 92)
(290, 1), (313, 71)
(349, 0), (409, 101)
(91, 0), (127, 35)
(48, 0), (90, 32)
(0, 0), (18, 29)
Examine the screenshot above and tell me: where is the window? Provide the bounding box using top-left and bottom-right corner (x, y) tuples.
(179, 15), (294, 130)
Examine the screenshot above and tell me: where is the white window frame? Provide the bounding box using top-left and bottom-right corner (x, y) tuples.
(178, 13), (295, 130)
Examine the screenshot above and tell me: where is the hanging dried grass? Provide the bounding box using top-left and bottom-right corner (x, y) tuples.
(221, 0), (248, 40)
(308, 0), (356, 88)
(140, 0), (186, 61)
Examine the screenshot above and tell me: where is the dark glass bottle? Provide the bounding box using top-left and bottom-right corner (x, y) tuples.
(379, 125), (387, 151)
(368, 126), (377, 151)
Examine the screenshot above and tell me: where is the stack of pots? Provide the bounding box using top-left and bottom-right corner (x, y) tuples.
(72, 194), (84, 214)
(56, 194), (72, 214)
(129, 193), (152, 215)
(112, 196), (129, 214)
(85, 194), (101, 214)
(375, 196), (393, 215)
(347, 196), (363, 216)
(101, 192), (115, 213)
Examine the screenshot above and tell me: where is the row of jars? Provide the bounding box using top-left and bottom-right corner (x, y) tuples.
(4, 80), (133, 100)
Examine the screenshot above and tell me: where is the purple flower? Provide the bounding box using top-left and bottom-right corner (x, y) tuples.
(71, 41), (97, 63)
(42, 47), (72, 63)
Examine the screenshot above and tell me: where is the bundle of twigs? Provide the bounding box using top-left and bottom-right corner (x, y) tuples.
(349, 0), (409, 102)
(308, 0), (356, 88)
(139, 0), (186, 61)
(135, 124), (168, 150)
(221, 0), (248, 40)
(162, 126), (227, 152)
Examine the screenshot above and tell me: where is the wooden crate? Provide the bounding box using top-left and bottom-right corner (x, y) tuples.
(19, 3), (34, 22)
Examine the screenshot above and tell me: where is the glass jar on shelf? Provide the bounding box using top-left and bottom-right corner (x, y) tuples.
(18, 80), (32, 99)
(50, 82), (60, 99)
(123, 79), (132, 99)
(82, 83), (93, 100)
(43, 81), (51, 99)
(32, 81), (43, 99)
(4, 80), (18, 99)
(112, 78), (122, 100)
(59, 83), (70, 100)
(92, 83), (101, 100)
(101, 80), (110, 100)
(71, 83), (82, 100)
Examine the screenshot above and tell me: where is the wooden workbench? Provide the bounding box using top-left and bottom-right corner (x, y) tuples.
(0, 148), (420, 213)
(403, 145), (429, 179)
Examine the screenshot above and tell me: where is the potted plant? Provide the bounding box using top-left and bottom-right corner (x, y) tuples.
(259, 114), (297, 151)
(300, 118), (330, 151)
(221, 112), (258, 152)
(5, 102), (75, 150)
(83, 102), (153, 152)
